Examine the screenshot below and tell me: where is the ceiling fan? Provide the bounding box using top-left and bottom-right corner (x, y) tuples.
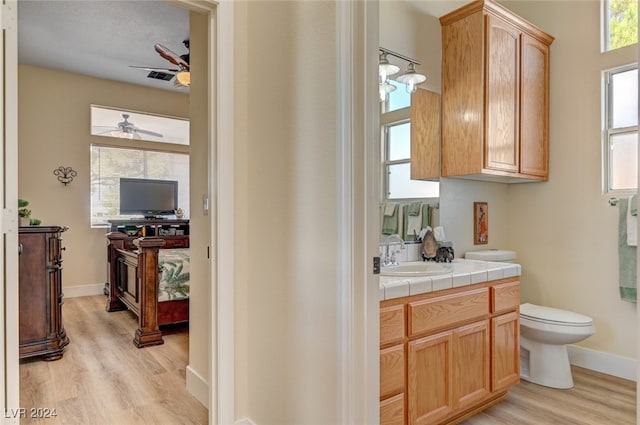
(100, 114), (163, 139)
(130, 40), (190, 87)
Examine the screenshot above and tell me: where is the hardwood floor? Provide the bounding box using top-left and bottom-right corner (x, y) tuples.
(462, 366), (636, 425)
(21, 295), (636, 425)
(19, 295), (208, 425)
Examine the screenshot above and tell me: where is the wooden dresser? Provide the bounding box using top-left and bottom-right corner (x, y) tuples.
(19, 226), (70, 361)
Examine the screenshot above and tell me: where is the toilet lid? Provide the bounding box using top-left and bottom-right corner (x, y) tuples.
(520, 303), (593, 326)
(465, 250), (516, 261)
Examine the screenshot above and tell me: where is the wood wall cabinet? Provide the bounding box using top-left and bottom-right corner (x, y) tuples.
(380, 278), (520, 425)
(19, 226), (70, 361)
(410, 88), (441, 181)
(439, 0), (554, 182)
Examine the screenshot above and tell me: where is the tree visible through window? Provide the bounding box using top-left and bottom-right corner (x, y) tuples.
(91, 146), (190, 226)
(605, 0), (638, 51)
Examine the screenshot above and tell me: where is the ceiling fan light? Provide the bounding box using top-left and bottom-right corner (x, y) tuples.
(176, 71), (191, 86)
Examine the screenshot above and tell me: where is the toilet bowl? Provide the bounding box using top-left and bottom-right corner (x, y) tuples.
(464, 250), (596, 389)
(519, 303), (595, 389)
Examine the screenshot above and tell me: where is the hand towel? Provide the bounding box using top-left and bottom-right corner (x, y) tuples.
(618, 197), (637, 302)
(631, 194), (638, 216)
(382, 203), (399, 235)
(384, 202), (397, 217)
(431, 204), (440, 227)
(405, 205), (422, 240)
(421, 203), (431, 228)
(627, 195), (637, 247)
(407, 201), (421, 216)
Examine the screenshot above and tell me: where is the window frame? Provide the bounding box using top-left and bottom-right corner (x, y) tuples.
(602, 63), (638, 194)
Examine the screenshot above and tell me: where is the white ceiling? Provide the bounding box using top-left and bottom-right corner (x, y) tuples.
(17, 1), (190, 92)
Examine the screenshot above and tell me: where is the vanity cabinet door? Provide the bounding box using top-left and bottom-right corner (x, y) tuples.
(408, 331), (453, 425)
(491, 311), (520, 391)
(453, 320), (491, 410)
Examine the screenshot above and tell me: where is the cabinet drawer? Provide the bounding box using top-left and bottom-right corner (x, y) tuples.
(380, 393), (404, 425)
(380, 344), (405, 400)
(381, 305), (405, 345)
(409, 287), (489, 336)
(491, 281), (520, 313)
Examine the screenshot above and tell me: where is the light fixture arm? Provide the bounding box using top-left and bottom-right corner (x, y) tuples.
(378, 47), (421, 66)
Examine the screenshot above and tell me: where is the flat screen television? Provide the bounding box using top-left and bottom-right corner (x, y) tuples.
(119, 178), (178, 218)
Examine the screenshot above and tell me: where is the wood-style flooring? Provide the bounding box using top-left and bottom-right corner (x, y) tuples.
(462, 366), (636, 425)
(20, 295), (636, 425)
(19, 295), (208, 425)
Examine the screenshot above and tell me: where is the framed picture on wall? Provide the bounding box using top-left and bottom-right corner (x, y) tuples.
(474, 202), (488, 245)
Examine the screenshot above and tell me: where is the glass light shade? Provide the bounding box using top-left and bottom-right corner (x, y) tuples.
(379, 52), (400, 83)
(176, 71), (191, 86)
(379, 81), (397, 102)
(395, 62), (427, 93)
(110, 130), (140, 140)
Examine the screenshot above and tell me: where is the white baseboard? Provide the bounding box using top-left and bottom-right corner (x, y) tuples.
(186, 365), (209, 408)
(568, 344), (637, 382)
(63, 283), (105, 298)
(235, 419), (257, 425)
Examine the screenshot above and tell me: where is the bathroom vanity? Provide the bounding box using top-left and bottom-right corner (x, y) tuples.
(379, 260), (521, 425)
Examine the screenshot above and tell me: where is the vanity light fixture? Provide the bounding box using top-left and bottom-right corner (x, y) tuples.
(379, 47), (427, 100)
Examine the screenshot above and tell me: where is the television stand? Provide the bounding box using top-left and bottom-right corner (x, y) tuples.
(107, 219), (189, 250)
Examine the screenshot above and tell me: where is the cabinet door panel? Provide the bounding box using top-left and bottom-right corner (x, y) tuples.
(485, 14), (520, 173)
(381, 304), (405, 345)
(381, 393), (405, 425)
(408, 331), (453, 425)
(492, 311), (521, 391)
(381, 344), (405, 400)
(453, 320), (491, 410)
(520, 34), (550, 177)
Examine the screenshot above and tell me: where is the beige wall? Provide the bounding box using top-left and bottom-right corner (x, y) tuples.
(18, 65), (189, 289)
(503, 0), (637, 358)
(382, 0), (637, 360)
(234, 1), (339, 423)
(187, 10), (210, 397)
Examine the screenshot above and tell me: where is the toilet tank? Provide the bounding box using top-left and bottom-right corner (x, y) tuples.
(464, 249), (516, 263)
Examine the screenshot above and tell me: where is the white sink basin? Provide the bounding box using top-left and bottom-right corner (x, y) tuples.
(381, 261), (453, 277)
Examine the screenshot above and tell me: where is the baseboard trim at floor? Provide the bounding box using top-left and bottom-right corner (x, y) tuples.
(63, 283), (105, 298)
(235, 418), (257, 425)
(186, 365), (209, 408)
(568, 344), (636, 382)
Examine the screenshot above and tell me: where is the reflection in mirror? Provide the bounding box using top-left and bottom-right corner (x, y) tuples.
(380, 82), (439, 248)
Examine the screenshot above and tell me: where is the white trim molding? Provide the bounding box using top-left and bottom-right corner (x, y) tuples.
(63, 284), (105, 298)
(568, 345), (637, 382)
(186, 365), (210, 408)
(234, 418), (257, 425)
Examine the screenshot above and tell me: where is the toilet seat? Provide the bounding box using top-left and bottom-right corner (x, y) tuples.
(520, 303), (593, 327)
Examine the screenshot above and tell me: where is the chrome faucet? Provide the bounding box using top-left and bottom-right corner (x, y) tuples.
(383, 234), (405, 266)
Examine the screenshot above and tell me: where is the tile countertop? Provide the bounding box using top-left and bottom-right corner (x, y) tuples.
(379, 259), (521, 301)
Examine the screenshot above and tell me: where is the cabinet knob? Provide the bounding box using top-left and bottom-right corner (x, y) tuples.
(61, 246), (67, 251)
(18, 243), (23, 255)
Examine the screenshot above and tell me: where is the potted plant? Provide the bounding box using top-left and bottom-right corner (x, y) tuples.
(18, 199), (41, 226)
(18, 199), (31, 226)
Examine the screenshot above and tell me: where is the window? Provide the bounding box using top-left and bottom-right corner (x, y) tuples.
(603, 65), (638, 192)
(90, 146), (190, 226)
(603, 0), (638, 51)
(381, 86), (439, 199)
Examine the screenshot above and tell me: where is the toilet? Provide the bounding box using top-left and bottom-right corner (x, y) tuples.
(465, 249), (596, 389)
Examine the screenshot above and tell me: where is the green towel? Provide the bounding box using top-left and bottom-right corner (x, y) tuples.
(421, 203), (431, 228)
(618, 197), (637, 302)
(631, 194), (638, 216)
(381, 203), (399, 235)
(407, 201), (421, 216)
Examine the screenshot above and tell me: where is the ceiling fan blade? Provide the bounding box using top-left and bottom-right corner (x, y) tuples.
(134, 129), (163, 138)
(129, 65), (179, 73)
(154, 43), (189, 70)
